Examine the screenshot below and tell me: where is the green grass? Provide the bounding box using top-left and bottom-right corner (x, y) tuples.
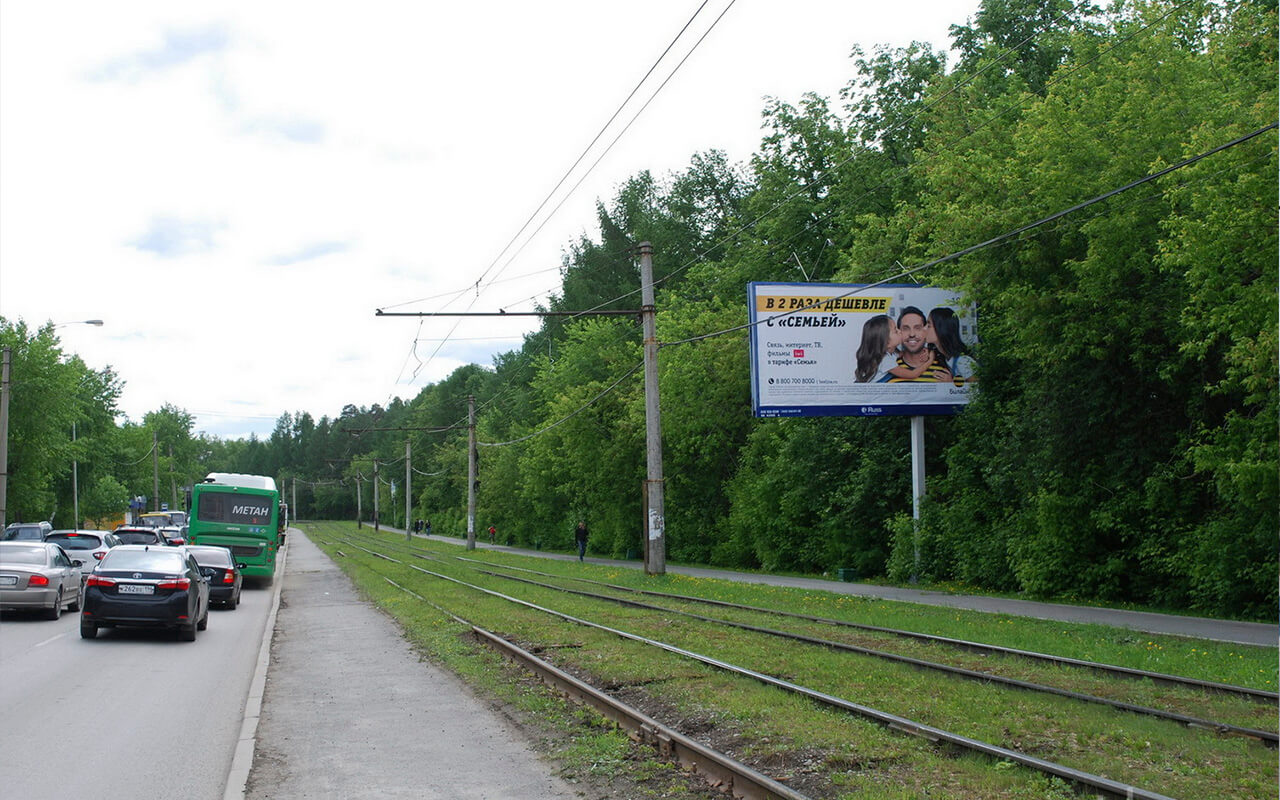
(305, 522), (1277, 799)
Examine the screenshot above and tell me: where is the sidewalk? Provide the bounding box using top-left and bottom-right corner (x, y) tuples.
(244, 529), (580, 799)
(379, 525), (1276, 648)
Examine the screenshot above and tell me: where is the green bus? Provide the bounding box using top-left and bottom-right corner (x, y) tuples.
(187, 473), (284, 581)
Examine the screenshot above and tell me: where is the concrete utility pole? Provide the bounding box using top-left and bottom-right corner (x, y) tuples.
(0, 347), (10, 529)
(292, 478), (297, 524)
(169, 444), (177, 512)
(152, 431), (160, 512)
(356, 474), (363, 528)
(405, 438), (412, 541)
(639, 242), (666, 576)
(373, 459), (380, 532)
(467, 395), (476, 551)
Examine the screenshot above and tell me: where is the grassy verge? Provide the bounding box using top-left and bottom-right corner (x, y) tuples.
(304, 522), (1277, 799)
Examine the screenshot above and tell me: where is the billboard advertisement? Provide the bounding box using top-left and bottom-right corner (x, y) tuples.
(748, 282), (977, 418)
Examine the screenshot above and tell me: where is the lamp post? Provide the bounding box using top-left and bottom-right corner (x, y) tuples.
(56, 319), (105, 529)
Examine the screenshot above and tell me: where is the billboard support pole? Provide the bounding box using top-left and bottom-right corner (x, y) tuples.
(910, 415), (925, 584)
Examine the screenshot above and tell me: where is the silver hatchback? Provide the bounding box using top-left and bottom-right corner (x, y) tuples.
(0, 541), (83, 619)
(46, 530), (119, 573)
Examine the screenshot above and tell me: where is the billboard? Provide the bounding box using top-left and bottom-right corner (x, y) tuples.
(748, 282), (977, 418)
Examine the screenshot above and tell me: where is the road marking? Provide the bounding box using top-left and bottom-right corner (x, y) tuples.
(34, 632), (69, 649)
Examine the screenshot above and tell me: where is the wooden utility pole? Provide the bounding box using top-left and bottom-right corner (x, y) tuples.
(639, 242), (666, 575)
(467, 395), (476, 551)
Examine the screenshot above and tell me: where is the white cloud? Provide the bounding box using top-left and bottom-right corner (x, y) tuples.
(1, 1), (978, 439)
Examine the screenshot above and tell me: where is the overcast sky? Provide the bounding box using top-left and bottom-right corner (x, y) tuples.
(1, 1), (979, 439)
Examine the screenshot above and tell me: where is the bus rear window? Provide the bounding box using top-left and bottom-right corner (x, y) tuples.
(196, 492), (274, 525)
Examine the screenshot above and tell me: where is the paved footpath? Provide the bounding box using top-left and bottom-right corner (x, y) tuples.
(243, 529), (580, 800)
(393, 528), (1275, 648)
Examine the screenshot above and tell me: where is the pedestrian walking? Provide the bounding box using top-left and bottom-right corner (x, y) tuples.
(574, 521), (589, 561)
(488, 524), (497, 544)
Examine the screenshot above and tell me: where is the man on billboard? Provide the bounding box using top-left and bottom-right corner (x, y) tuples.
(887, 307), (952, 383)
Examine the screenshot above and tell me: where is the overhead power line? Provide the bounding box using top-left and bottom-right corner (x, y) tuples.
(468, 0), (725, 293)
(663, 121), (1278, 348)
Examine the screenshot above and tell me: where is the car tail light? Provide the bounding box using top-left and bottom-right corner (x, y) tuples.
(156, 578), (190, 590)
(87, 575), (116, 587)
(222, 571), (236, 584)
(28, 574), (49, 587)
(93, 551), (106, 560)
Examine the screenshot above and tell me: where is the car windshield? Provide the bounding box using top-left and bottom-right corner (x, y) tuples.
(3, 526), (44, 541)
(116, 531), (160, 544)
(0, 547), (47, 565)
(188, 548), (232, 566)
(99, 550), (187, 573)
(47, 533), (103, 550)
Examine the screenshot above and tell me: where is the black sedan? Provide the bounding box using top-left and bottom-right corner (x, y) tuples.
(81, 545), (209, 641)
(185, 545), (243, 609)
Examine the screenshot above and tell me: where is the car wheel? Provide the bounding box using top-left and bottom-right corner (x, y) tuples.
(80, 618), (97, 639)
(197, 606), (208, 631)
(179, 620), (197, 642)
(225, 591), (238, 611)
(44, 589), (63, 620)
(68, 584), (82, 612)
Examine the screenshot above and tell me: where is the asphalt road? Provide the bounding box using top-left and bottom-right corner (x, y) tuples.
(0, 572), (277, 799)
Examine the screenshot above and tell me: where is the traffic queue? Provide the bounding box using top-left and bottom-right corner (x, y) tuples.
(0, 512), (244, 641)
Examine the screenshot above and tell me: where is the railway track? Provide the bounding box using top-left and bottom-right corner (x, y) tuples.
(456, 558), (1276, 746)
(451, 556), (1276, 704)
(311, 527), (1275, 799)
(377, 572), (813, 800)
(330, 534), (1205, 799)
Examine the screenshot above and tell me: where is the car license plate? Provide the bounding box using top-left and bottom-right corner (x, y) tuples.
(118, 584), (154, 595)
(0, 576), (16, 586)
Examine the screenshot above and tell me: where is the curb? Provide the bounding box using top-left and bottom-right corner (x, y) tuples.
(223, 536), (289, 800)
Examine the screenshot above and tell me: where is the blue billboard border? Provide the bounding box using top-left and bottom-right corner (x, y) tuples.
(747, 281), (973, 420)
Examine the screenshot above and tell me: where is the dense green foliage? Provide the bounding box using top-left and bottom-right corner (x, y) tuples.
(4, 1), (1274, 617)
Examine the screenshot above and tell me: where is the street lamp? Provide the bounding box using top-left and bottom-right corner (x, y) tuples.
(54, 320), (106, 528)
